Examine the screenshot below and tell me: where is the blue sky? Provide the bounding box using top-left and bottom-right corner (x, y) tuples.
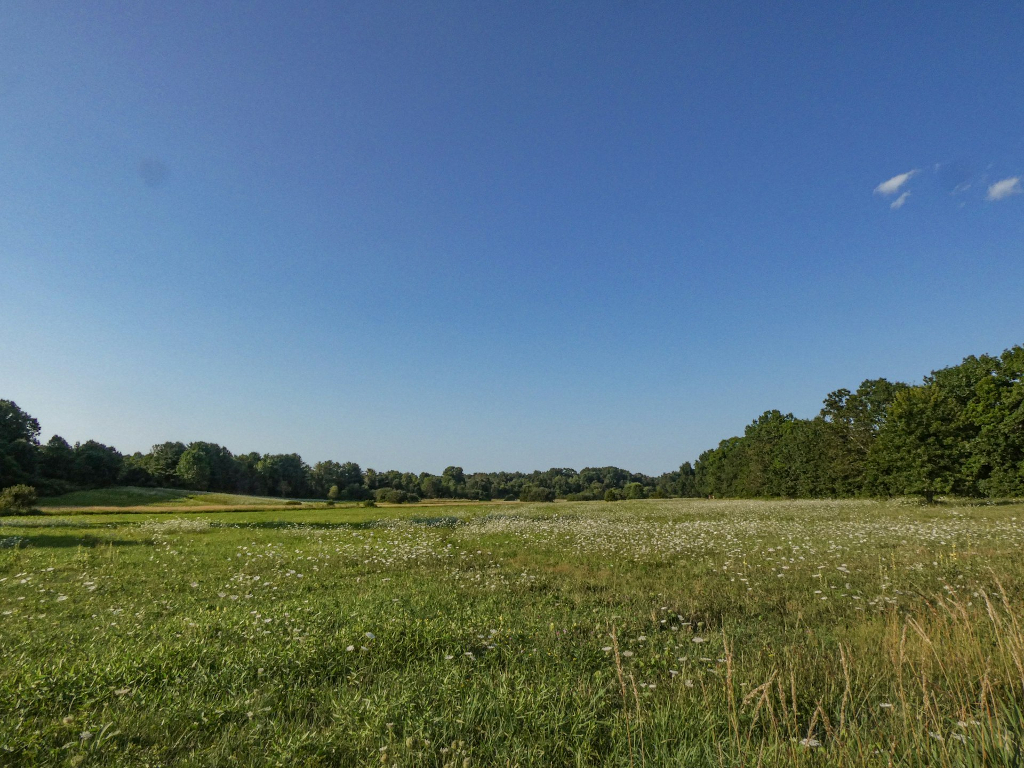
(2, 1), (1022, 474)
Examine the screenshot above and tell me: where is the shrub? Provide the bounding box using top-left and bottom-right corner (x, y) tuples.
(0, 484), (38, 514)
(503, 494), (518, 502)
(604, 489), (620, 502)
(519, 485), (555, 502)
(376, 488), (410, 504)
(623, 482), (648, 500)
(362, 499), (376, 508)
(34, 478), (76, 498)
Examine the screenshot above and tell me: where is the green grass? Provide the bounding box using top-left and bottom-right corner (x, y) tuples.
(35, 486), (320, 509)
(2, 498), (1024, 766)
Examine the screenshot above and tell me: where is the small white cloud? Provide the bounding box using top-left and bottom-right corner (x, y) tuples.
(987, 177), (1021, 201)
(890, 192), (910, 210)
(874, 169), (918, 196)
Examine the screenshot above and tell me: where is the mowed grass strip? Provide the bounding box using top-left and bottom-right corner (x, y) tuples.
(2, 498), (1024, 767)
(34, 486), (318, 512)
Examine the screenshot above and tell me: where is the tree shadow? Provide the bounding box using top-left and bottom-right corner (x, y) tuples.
(230, 520), (388, 531)
(1, 520), (120, 529)
(3, 534), (145, 549)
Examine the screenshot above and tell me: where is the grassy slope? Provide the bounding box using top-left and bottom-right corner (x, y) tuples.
(2, 498), (1024, 766)
(35, 486), (317, 509)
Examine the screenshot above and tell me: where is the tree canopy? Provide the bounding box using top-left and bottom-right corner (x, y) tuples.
(2, 345), (1022, 503)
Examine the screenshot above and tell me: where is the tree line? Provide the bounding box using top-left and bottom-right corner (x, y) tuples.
(1, 344), (1021, 504)
(0, 408), (692, 502)
(692, 345), (1023, 501)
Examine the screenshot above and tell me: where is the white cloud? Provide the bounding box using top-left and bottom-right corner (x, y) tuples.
(890, 192), (910, 210)
(874, 169), (918, 196)
(987, 177), (1021, 201)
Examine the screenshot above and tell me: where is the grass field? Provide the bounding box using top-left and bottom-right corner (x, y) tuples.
(2, 498), (1024, 766)
(33, 486), (323, 512)
(33, 487), (507, 515)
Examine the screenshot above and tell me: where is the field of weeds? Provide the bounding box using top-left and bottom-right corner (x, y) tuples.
(2, 498), (1023, 766)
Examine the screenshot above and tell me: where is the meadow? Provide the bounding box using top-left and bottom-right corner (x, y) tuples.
(2, 497), (1023, 767)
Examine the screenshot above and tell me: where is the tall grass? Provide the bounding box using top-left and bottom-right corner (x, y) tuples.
(1, 498), (1022, 766)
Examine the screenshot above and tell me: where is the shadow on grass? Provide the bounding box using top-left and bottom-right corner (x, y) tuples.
(225, 516), (467, 532)
(409, 516), (463, 527)
(1, 519), (122, 530)
(3, 534), (145, 549)
(225, 520), (400, 531)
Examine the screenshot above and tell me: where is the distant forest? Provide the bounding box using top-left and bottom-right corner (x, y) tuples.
(2, 345), (1021, 503)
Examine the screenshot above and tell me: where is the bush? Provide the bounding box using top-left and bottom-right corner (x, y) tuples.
(519, 485), (555, 502)
(33, 478), (77, 498)
(622, 482), (648, 500)
(503, 494), (518, 502)
(604, 489), (620, 502)
(566, 491), (599, 501)
(376, 488), (410, 504)
(362, 499), (376, 508)
(0, 484), (38, 514)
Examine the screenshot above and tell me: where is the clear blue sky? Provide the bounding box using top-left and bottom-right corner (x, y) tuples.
(2, 1), (1022, 474)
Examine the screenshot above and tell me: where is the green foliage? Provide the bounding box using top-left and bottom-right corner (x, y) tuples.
(869, 385), (962, 502)
(5, 343), (1022, 505)
(693, 346), (1024, 500)
(311, 461), (363, 499)
(441, 465), (466, 497)
(0, 483), (37, 514)
(622, 482), (647, 500)
(604, 488), (620, 501)
(0, 400), (40, 488)
(37, 435), (74, 482)
(0, 399), (40, 445)
(255, 453), (311, 498)
(518, 484), (555, 502)
(565, 491), (600, 501)
(175, 445), (212, 490)
(376, 488), (415, 504)
(71, 440), (123, 487)
(145, 441), (187, 486)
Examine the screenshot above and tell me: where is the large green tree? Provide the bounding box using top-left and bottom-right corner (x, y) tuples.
(869, 384), (964, 502)
(968, 346), (1024, 496)
(72, 441), (123, 487)
(146, 442), (187, 486)
(38, 435), (75, 482)
(176, 446), (213, 491)
(0, 400), (40, 489)
(818, 378), (908, 494)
